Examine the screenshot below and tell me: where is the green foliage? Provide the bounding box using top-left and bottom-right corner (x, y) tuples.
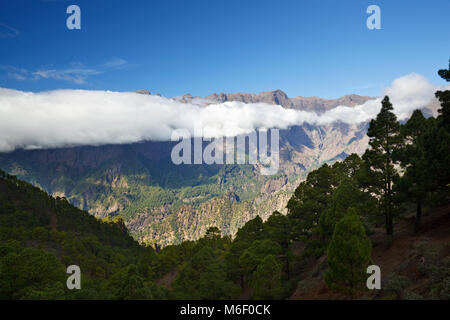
(1, 61), (449, 300)
(394, 110), (433, 232)
(438, 59), (450, 82)
(287, 164), (338, 237)
(117, 265), (154, 300)
(384, 274), (411, 299)
(234, 215), (264, 244)
(0, 170), (165, 300)
(263, 211), (291, 249)
(285, 153), (377, 256)
(239, 239), (283, 278)
(362, 96), (402, 235)
(173, 246), (240, 299)
(421, 65), (450, 203)
(414, 241), (450, 299)
(319, 178), (375, 245)
(325, 208), (372, 298)
(0, 241), (65, 299)
(0, 149), (277, 248)
(251, 254), (284, 300)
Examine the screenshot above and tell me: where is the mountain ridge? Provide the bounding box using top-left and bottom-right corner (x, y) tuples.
(173, 89), (373, 113)
(0, 90), (437, 246)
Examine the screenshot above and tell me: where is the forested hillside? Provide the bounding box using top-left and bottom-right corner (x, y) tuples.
(0, 62), (449, 300)
(0, 169), (171, 299)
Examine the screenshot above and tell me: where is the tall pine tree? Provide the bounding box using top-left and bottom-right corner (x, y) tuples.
(362, 96), (401, 236)
(394, 109), (430, 232)
(426, 60), (450, 192)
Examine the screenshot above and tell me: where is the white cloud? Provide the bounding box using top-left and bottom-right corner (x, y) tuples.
(31, 67), (101, 84)
(102, 58), (127, 68)
(0, 73), (448, 152)
(1, 59), (128, 84)
(0, 23), (19, 38)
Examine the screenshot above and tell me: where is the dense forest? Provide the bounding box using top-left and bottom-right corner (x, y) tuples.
(0, 62), (449, 300)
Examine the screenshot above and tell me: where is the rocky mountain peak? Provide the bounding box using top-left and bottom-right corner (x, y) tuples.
(135, 89), (151, 95)
(185, 89), (373, 112)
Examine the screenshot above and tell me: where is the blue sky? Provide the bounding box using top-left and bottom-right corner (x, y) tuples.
(0, 0), (449, 98)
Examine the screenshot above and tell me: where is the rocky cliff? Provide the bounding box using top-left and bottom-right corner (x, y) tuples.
(0, 90), (383, 246)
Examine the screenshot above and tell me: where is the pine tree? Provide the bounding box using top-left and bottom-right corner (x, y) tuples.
(426, 60), (450, 190)
(239, 239), (282, 279)
(263, 211), (292, 278)
(319, 178), (370, 244)
(287, 164), (338, 237)
(226, 216), (264, 289)
(362, 96), (401, 236)
(437, 59), (450, 82)
(234, 216), (264, 244)
(173, 246), (240, 299)
(263, 211), (291, 249)
(251, 254), (283, 300)
(394, 109), (429, 232)
(119, 265), (153, 300)
(325, 208), (372, 299)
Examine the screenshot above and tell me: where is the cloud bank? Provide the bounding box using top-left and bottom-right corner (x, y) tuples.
(0, 73), (447, 152)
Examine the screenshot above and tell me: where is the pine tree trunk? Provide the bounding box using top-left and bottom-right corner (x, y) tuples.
(414, 198), (422, 233)
(286, 256), (290, 280)
(384, 184), (389, 235)
(387, 180), (393, 235)
(384, 185), (393, 235)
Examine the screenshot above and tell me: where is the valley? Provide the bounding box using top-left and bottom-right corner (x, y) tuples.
(0, 90), (436, 246)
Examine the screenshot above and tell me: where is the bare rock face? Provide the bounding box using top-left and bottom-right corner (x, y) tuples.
(184, 89), (374, 113)
(174, 94), (194, 103)
(204, 89), (292, 107)
(290, 94), (373, 113)
(261, 176), (288, 194)
(135, 89), (151, 95)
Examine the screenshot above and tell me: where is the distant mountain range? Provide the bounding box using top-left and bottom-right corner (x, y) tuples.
(0, 89), (437, 246)
(171, 89), (372, 113)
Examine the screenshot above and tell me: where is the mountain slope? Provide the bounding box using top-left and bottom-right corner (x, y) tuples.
(0, 169), (166, 299)
(290, 204), (450, 300)
(0, 89), (432, 246)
